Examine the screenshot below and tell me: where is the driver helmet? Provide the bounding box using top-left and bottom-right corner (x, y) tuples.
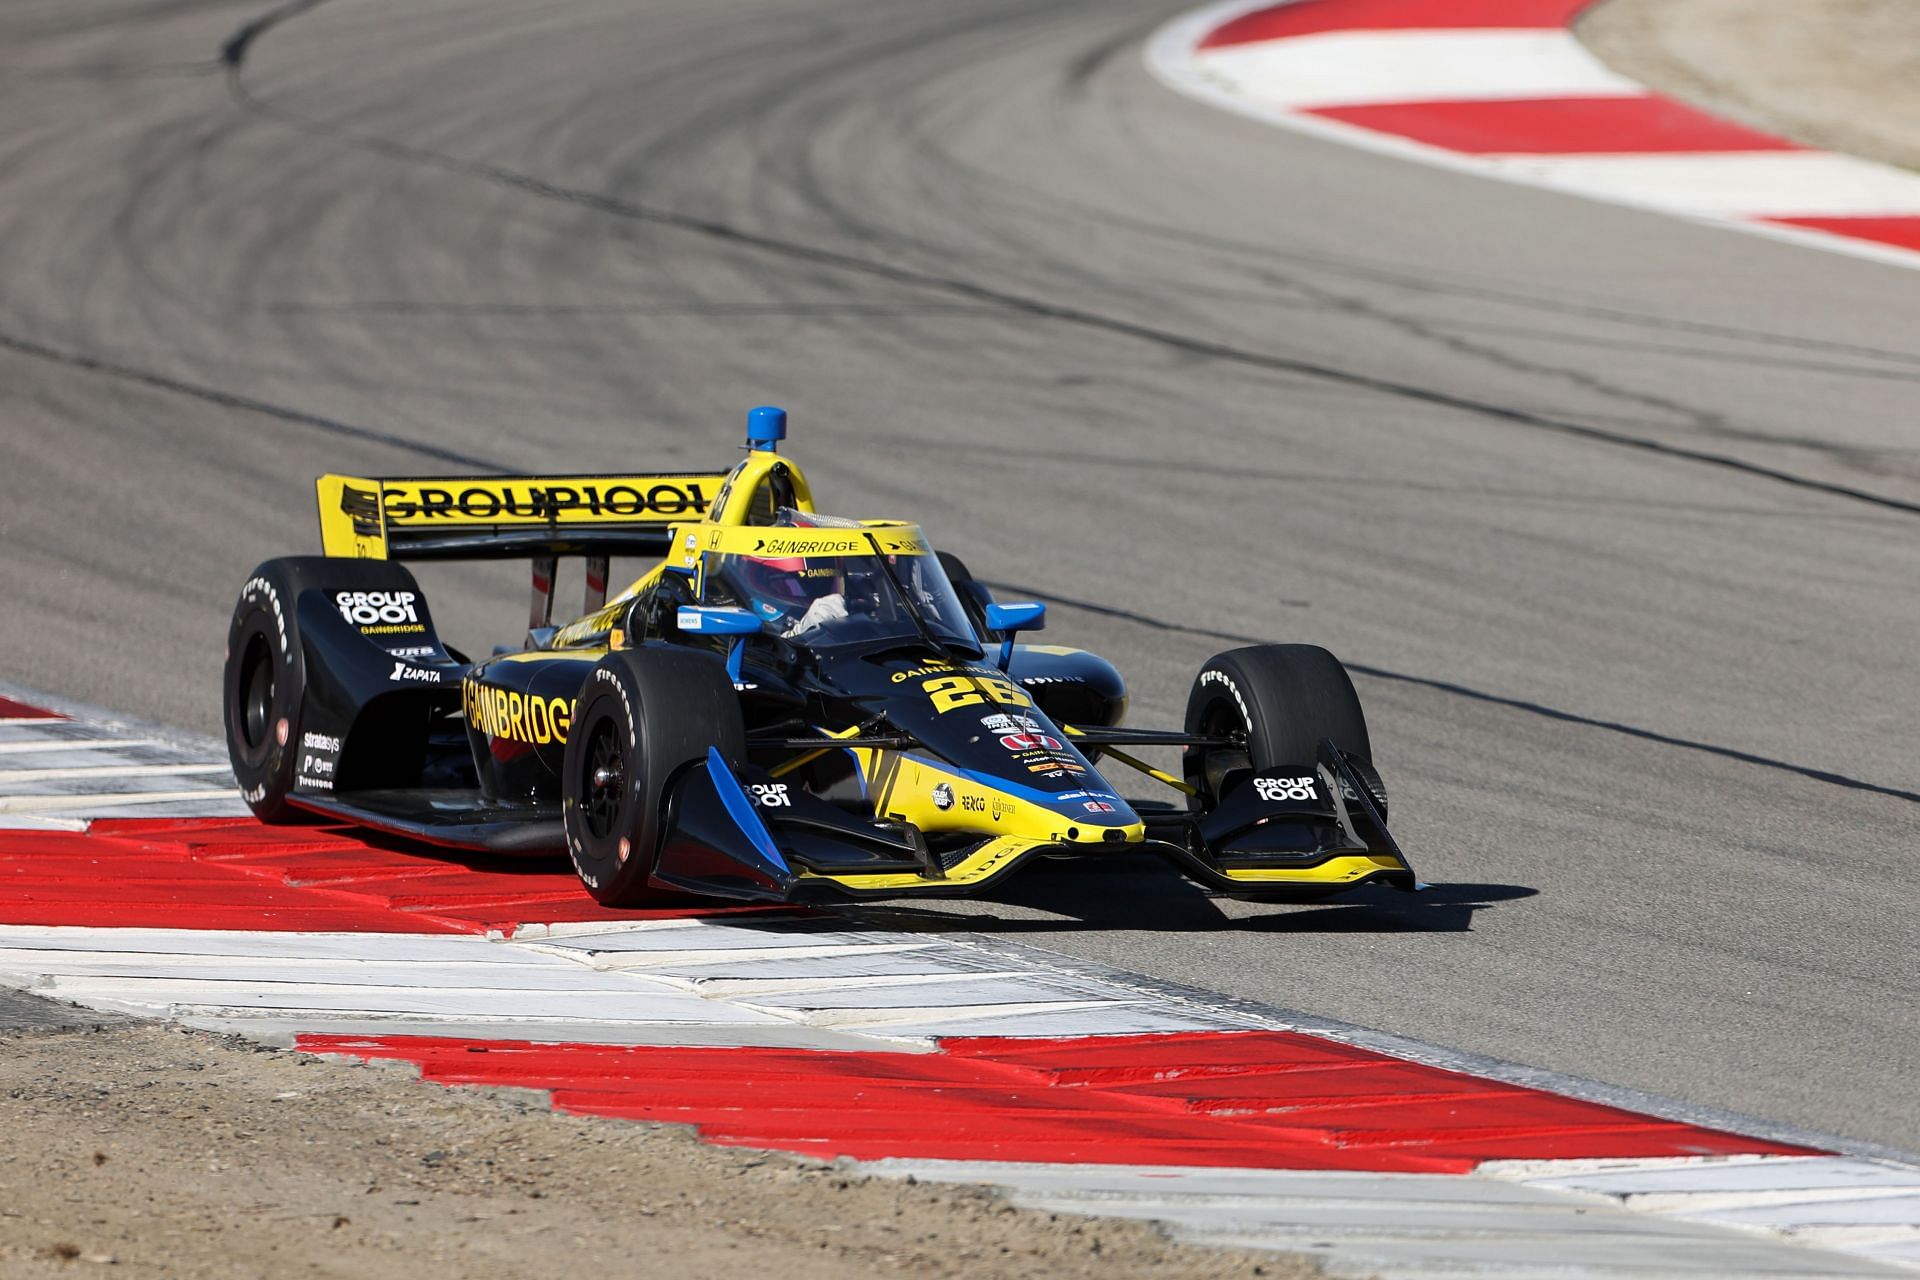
(732, 554), (844, 624)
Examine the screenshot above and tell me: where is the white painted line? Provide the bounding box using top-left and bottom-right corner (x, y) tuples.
(783, 999), (1129, 1029)
(0, 789), (237, 813)
(1485, 150), (1920, 217)
(862, 1161), (1910, 1278)
(1193, 29), (1642, 110)
(0, 814), (91, 831)
(0, 737), (168, 756)
(677, 969), (1041, 998)
(38, 974), (793, 1025)
(532, 941), (945, 970)
(0, 762), (233, 784)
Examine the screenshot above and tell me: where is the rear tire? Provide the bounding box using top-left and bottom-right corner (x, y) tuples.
(1182, 644), (1385, 816)
(223, 567), (312, 823)
(562, 648), (746, 906)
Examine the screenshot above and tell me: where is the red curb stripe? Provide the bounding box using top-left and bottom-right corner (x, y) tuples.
(0, 819), (770, 932)
(1199, 0), (1593, 48)
(1764, 215), (1920, 254)
(0, 696), (65, 720)
(298, 1032), (1820, 1173)
(1307, 95), (1802, 155)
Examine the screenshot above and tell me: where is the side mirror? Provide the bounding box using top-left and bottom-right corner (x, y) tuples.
(985, 601), (1046, 634)
(677, 606), (761, 636)
(983, 601), (1045, 671)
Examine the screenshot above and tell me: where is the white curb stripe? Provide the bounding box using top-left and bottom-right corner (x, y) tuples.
(0, 761), (233, 784)
(0, 788), (242, 813)
(0, 737), (168, 756)
(1196, 29), (1642, 109)
(862, 1161), (1915, 1277)
(1480, 151), (1920, 218)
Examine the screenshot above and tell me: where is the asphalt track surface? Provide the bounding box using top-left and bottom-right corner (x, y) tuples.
(1, 0), (1915, 1151)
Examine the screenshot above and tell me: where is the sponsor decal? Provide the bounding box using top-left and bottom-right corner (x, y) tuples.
(463, 677), (573, 746)
(1028, 762), (1084, 775)
(892, 660), (958, 684)
(960, 794), (986, 813)
(240, 782), (266, 805)
(1199, 668), (1253, 728)
(1018, 674), (1087, 686)
(386, 645), (440, 659)
(872, 532), (928, 556)
(1255, 776), (1317, 803)
(301, 731), (341, 753)
(388, 661), (442, 683)
(244, 577), (290, 658)
(998, 732), (1064, 753)
(1056, 789), (1120, 802)
(381, 481), (709, 522)
(751, 534), (864, 556)
(339, 483), (382, 537)
(980, 712), (1044, 736)
(931, 782), (955, 811)
(963, 838), (1027, 879)
(335, 590), (418, 627)
(1081, 800), (1116, 813)
(991, 797), (1016, 821)
(892, 660), (1002, 685)
(746, 783), (790, 808)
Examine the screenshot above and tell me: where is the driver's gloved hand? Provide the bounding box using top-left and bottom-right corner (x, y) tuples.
(791, 593), (849, 636)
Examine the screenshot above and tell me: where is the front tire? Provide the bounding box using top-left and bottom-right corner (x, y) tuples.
(561, 648), (746, 906)
(1182, 644), (1384, 815)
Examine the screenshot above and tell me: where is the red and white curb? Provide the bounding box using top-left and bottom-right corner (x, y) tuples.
(1147, 0), (1920, 270)
(1, 687), (1917, 1276)
(0, 691), (247, 828)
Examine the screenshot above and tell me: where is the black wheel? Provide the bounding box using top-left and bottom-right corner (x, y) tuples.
(223, 568), (311, 822)
(561, 648), (746, 906)
(937, 550), (997, 645)
(1182, 644), (1385, 817)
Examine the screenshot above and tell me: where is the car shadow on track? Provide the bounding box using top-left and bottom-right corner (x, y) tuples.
(843, 853), (1537, 936)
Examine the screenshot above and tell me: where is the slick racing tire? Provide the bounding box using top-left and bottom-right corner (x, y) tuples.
(224, 560), (319, 823)
(1182, 644), (1386, 817)
(562, 648), (746, 906)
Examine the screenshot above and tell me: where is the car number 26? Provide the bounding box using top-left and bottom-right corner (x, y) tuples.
(923, 674), (1031, 714)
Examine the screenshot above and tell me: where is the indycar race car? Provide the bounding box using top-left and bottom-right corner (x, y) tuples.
(223, 407), (1414, 905)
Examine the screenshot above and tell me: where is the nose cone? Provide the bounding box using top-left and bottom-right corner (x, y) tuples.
(1044, 788), (1141, 831)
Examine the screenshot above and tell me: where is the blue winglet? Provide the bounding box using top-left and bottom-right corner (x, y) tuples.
(706, 747), (789, 874)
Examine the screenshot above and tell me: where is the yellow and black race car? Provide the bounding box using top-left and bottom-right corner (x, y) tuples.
(223, 408), (1414, 906)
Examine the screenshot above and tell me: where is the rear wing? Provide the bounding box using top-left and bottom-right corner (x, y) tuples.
(315, 473), (728, 561)
(313, 406), (816, 628)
